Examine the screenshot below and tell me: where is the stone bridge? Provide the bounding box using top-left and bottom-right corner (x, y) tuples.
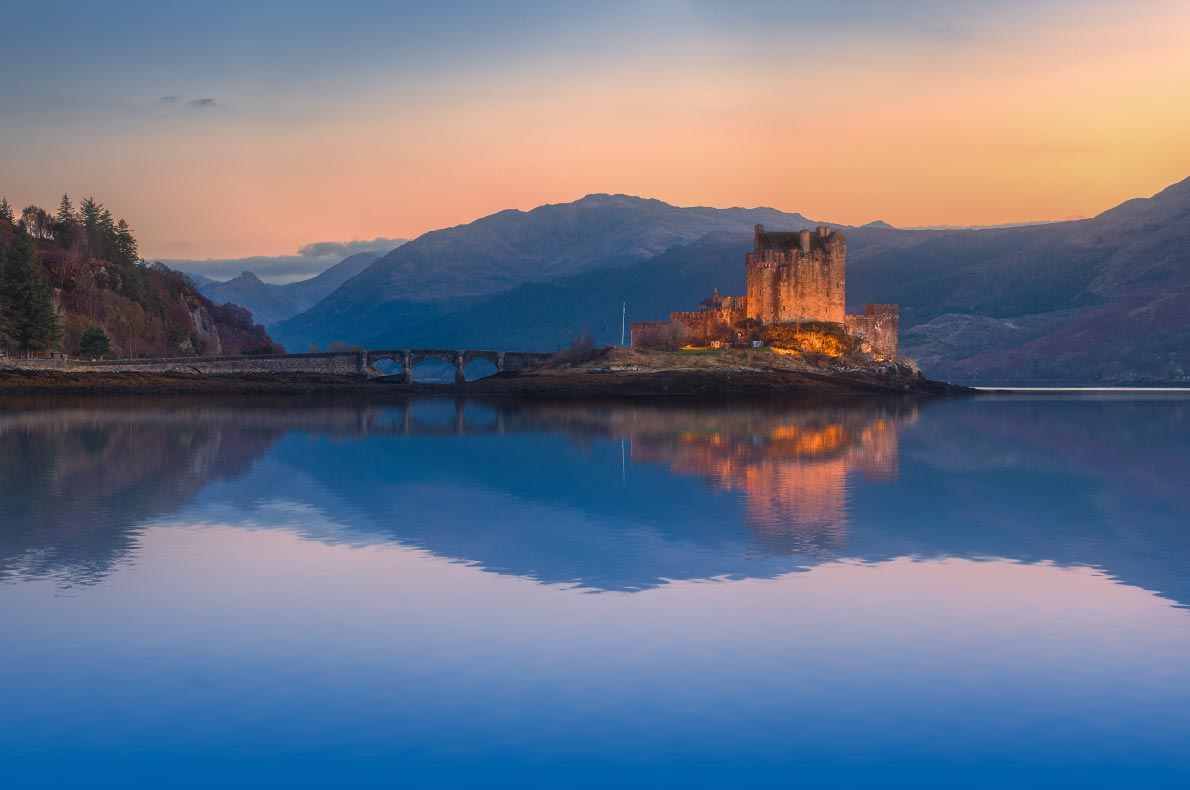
(64, 349), (552, 383)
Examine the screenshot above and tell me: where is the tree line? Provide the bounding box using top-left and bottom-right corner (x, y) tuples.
(7, 195), (138, 266)
(0, 193), (139, 357)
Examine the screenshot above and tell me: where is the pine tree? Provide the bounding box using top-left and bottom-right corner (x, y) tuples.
(56, 194), (74, 224)
(78, 324), (112, 358)
(79, 196), (102, 252)
(0, 198), (14, 225)
(0, 236), (62, 356)
(99, 208), (117, 259)
(114, 219), (139, 264)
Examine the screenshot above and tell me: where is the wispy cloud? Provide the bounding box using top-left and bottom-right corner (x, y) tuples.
(297, 237), (406, 259)
(187, 97), (217, 108)
(157, 94), (178, 104)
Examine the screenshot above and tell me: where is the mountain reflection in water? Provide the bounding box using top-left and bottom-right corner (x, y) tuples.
(1, 394), (1187, 606)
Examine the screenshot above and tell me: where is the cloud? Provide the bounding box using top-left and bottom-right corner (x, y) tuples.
(187, 97), (217, 108)
(160, 237), (406, 284)
(297, 237), (407, 258)
(157, 95), (178, 104)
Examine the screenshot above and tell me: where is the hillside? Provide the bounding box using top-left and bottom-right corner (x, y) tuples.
(0, 197), (278, 358)
(271, 194), (814, 350)
(860, 177), (1190, 382)
(368, 232), (752, 350)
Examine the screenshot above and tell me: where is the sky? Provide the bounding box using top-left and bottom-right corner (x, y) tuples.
(1, 0), (1188, 265)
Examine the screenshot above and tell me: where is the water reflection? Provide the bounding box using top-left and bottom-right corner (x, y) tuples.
(1, 394), (1188, 605)
(625, 404), (908, 555)
(3, 393), (1188, 789)
(0, 400), (280, 585)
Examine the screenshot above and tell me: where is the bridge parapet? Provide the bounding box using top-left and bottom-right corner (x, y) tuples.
(62, 350), (367, 377)
(59, 348), (551, 382)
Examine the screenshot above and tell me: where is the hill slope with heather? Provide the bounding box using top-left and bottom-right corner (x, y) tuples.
(0, 197), (278, 358)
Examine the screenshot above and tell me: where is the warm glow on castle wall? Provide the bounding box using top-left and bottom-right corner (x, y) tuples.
(1, 0), (1188, 259)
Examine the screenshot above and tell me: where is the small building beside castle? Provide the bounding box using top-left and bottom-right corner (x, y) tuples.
(631, 225), (899, 357)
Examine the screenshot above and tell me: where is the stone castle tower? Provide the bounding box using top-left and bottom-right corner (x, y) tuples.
(631, 224), (899, 357)
(746, 225), (846, 324)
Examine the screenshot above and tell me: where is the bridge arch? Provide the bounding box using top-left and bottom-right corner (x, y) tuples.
(464, 358), (499, 381)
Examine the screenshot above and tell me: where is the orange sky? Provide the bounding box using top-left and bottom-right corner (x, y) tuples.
(2, 0), (1188, 259)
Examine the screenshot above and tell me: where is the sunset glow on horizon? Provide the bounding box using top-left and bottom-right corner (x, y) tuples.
(2, 0), (1188, 260)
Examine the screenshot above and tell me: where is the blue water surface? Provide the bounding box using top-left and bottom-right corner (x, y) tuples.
(1, 393), (1188, 788)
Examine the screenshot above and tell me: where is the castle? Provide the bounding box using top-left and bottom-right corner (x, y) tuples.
(631, 225), (899, 357)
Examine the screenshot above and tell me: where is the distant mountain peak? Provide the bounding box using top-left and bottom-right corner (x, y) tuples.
(863, 219), (895, 229)
(574, 193), (656, 204)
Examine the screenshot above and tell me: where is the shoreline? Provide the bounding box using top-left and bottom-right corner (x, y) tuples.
(0, 366), (967, 398)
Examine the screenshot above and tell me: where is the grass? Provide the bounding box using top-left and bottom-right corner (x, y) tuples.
(673, 347), (728, 357)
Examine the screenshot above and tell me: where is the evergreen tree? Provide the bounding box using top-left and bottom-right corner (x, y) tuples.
(114, 219), (139, 264)
(0, 236), (62, 356)
(56, 194), (74, 224)
(99, 208), (117, 259)
(78, 325), (112, 358)
(79, 196), (102, 252)
(0, 198), (13, 225)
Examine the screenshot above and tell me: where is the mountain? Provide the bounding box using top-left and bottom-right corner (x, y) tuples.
(278, 179), (1190, 383)
(201, 271), (304, 327)
(199, 249), (387, 329)
(283, 249), (383, 307)
(855, 177), (1190, 382)
(368, 232), (751, 350)
(270, 194), (815, 350)
(366, 224), (940, 351)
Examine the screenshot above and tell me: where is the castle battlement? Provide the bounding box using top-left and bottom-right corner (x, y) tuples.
(751, 224), (841, 256)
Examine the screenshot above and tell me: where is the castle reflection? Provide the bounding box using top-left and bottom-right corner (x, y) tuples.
(623, 404), (912, 556)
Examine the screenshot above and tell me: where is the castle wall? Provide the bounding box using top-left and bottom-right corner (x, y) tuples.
(844, 304), (899, 358)
(670, 302), (747, 345)
(630, 321), (678, 348)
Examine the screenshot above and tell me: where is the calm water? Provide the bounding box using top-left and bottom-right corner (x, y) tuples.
(1, 393), (1188, 788)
